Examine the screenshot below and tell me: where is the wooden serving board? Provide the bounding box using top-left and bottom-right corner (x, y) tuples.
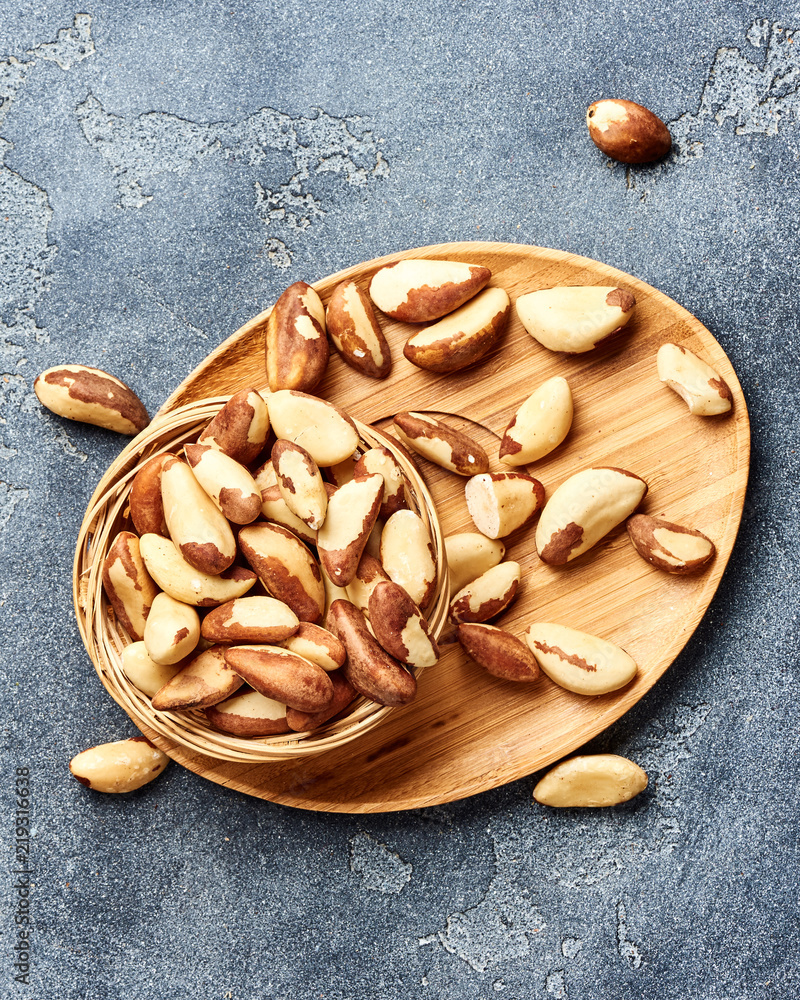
(143, 241), (749, 813)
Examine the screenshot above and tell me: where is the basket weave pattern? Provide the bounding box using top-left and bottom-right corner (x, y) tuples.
(73, 396), (449, 763)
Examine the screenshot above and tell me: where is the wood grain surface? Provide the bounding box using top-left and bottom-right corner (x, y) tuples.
(139, 241), (749, 812)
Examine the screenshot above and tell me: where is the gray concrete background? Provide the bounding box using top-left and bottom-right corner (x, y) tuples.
(1, 3), (797, 998)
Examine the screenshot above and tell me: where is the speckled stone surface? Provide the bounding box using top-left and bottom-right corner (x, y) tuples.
(1, 4), (798, 998)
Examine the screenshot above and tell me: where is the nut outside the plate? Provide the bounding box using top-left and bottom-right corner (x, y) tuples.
(73, 394), (449, 764)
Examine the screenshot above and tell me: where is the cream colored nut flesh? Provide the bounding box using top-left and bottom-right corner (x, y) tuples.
(368, 258), (491, 323)
(535, 467), (647, 565)
(129, 453), (171, 536)
(224, 645), (334, 713)
(200, 596), (300, 645)
(280, 621), (347, 672)
(34, 364), (149, 435)
(198, 388), (270, 465)
(380, 509), (438, 609)
(326, 454), (358, 489)
(69, 737), (169, 793)
(272, 439), (328, 530)
(465, 472), (546, 539)
(404, 286), (510, 373)
(656, 343), (733, 415)
(252, 458), (278, 492)
(266, 390), (359, 466)
(326, 279), (392, 379)
(160, 456), (237, 574)
(444, 532), (506, 597)
(101, 531), (159, 641)
(499, 376), (574, 465)
(143, 591), (201, 665)
(183, 443), (262, 524)
(238, 522), (326, 624)
(205, 688), (290, 736)
(266, 281), (329, 392)
(533, 754), (648, 807)
(321, 566), (350, 624)
(515, 286), (636, 354)
(121, 642), (184, 698)
(368, 580), (440, 669)
(329, 599), (417, 707)
(627, 514), (716, 574)
(345, 553), (391, 616)
(260, 485), (318, 546)
(139, 533), (256, 606)
(456, 623), (540, 682)
(587, 99), (672, 164)
(317, 474), (384, 586)
(449, 561), (521, 624)
(151, 644), (244, 711)
(353, 447), (408, 520)
(524, 622), (637, 695)
(393, 412), (489, 476)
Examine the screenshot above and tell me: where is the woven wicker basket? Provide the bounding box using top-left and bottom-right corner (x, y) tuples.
(73, 395), (449, 762)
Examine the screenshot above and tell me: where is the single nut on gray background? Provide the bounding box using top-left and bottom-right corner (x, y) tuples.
(69, 737), (169, 794)
(34, 364), (150, 434)
(533, 753), (648, 806)
(586, 98), (672, 163)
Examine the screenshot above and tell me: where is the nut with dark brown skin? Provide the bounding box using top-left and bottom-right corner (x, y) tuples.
(368, 580), (440, 669)
(224, 645), (334, 714)
(586, 99), (672, 164)
(34, 364), (150, 434)
(265, 281), (329, 393)
(101, 531), (159, 641)
(393, 412), (489, 477)
(326, 279), (392, 379)
(328, 599), (417, 707)
(129, 453), (172, 536)
(198, 388), (270, 465)
(286, 669), (358, 732)
(627, 514), (716, 574)
(457, 623), (540, 682)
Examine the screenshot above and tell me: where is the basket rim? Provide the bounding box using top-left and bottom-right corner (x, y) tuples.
(73, 393), (449, 763)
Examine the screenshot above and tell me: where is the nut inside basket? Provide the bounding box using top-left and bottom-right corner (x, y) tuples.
(73, 395), (449, 764)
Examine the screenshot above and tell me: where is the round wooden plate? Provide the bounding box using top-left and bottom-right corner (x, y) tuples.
(133, 241), (749, 812)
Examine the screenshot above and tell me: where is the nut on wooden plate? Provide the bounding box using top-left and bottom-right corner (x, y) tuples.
(368, 258), (491, 322)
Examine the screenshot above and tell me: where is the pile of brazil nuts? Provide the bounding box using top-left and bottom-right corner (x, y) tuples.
(36, 254), (733, 800)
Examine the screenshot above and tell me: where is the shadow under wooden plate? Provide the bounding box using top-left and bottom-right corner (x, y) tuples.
(123, 242), (751, 812)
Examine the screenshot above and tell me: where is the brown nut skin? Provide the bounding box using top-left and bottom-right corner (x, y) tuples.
(129, 453), (172, 536)
(326, 279), (392, 379)
(34, 364), (149, 435)
(286, 669), (358, 732)
(328, 599), (417, 707)
(627, 514), (716, 574)
(368, 580), (440, 669)
(393, 412), (489, 476)
(205, 687), (291, 737)
(369, 259), (491, 323)
(151, 645), (245, 711)
(102, 531), (159, 641)
(198, 388), (270, 465)
(586, 99), (672, 164)
(224, 645), (334, 713)
(457, 623), (540, 682)
(238, 522), (326, 623)
(138, 533), (257, 607)
(403, 286), (510, 373)
(345, 552), (392, 617)
(69, 736), (168, 793)
(265, 281), (329, 392)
